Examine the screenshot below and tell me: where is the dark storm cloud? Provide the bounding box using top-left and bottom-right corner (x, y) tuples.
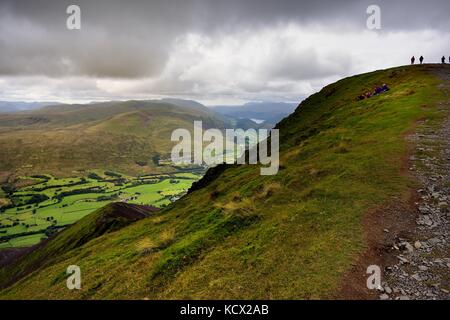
(1, 0), (449, 79)
(0, 0), (197, 78)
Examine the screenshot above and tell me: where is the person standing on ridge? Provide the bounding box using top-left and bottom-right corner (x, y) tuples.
(411, 56), (415, 64)
(442, 56), (446, 64)
(419, 56), (424, 64)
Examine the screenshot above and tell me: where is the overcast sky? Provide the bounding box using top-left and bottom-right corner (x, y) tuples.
(0, 0), (449, 105)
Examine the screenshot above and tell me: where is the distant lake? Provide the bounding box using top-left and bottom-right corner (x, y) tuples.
(250, 118), (265, 124)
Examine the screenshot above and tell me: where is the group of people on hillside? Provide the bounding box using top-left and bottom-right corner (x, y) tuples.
(411, 55), (449, 64)
(357, 83), (390, 101)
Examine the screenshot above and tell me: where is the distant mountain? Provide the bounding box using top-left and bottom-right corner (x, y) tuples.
(211, 101), (298, 126)
(0, 101), (60, 113)
(160, 98), (210, 112)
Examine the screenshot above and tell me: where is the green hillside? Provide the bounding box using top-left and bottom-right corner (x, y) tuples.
(0, 100), (229, 178)
(0, 65), (448, 299)
(0, 202), (157, 290)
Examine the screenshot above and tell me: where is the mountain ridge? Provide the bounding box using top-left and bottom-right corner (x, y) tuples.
(1, 64), (449, 299)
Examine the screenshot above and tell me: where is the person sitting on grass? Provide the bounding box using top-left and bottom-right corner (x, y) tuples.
(374, 86), (383, 95)
(357, 84), (390, 101)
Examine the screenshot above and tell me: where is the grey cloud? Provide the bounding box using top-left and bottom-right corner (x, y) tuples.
(0, 0), (449, 103)
(263, 46), (353, 82)
(1, 0), (450, 79)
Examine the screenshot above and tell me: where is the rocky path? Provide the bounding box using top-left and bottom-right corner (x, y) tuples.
(380, 70), (450, 300)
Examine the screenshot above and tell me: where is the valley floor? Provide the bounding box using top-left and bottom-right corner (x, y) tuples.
(0, 171), (201, 249)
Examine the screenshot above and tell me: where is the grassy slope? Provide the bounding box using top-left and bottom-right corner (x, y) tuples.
(0, 202), (156, 290)
(0, 65), (447, 299)
(0, 100), (227, 177)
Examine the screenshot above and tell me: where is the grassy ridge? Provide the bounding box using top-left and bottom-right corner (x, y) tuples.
(0, 65), (448, 299)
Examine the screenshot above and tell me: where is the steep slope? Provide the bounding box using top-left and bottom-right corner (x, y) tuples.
(0, 100), (229, 177)
(0, 202), (157, 289)
(1, 65), (448, 299)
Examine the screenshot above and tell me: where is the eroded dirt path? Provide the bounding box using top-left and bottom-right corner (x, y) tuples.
(380, 68), (450, 300)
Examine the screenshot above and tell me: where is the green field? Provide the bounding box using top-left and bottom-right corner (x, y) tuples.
(0, 171), (201, 249)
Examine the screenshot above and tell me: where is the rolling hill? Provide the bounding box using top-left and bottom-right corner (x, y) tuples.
(0, 64), (449, 299)
(0, 99), (236, 179)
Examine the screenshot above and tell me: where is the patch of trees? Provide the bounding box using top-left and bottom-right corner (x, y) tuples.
(104, 170), (121, 178)
(152, 154), (161, 166)
(54, 187), (104, 201)
(0, 229), (44, 242)
(167, 174), (198, 180)
(30, 174), (50, 180)
(13, 193), (49, 206)
(1, 183), (16, 195)
(135, 160), (148, 167)
(29, 179), (88, 192)
(0, 204), (14, 213)
(96, 194), (119, 202)
(129, 179), (158, 187)
(113, 178), (127, 186)
(27, 194), (49, 205)
(44, 225), (65, 237)
(88, 172), (103, 180)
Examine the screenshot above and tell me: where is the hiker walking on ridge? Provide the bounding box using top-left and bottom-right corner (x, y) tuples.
(419, 56), (424, 64)
(411, 56), (415, 64)
(442, 56), (446, 64)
